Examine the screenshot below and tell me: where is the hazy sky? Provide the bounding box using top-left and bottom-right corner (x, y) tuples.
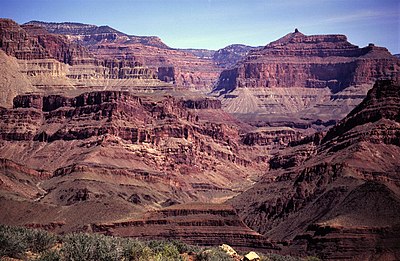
(1, 0), (399, 53)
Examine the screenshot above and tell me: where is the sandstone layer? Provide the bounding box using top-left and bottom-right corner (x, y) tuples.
(25, 20), (221, 91)
(212, 30), (400, 131)
(92, 203), (278, 251)
(231, 80), (400, 260)
(0, 90), (275, 238)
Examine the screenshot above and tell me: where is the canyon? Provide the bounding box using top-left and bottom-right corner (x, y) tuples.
(231, 80), (400, 260)
(212, 29), (400, 131)
(0, 18), (400, 260)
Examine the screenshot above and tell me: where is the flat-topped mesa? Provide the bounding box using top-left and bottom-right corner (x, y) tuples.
(214, 29), (400, 94)
(261, 30), (362, 57)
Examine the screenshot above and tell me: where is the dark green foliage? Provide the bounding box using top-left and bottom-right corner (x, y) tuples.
(260, 254), (322, 261)
(169, 239), (200, 254)
(26, 228), (58, 253)
(0, 225), (28, 258)
(0, 224), (56, 258)
(120, 239), (151, 261)
(121, 239), (184, 261)
(62, 233), (122, 261)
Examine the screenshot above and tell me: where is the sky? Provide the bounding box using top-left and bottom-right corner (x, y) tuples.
(1, 0), (399, 53)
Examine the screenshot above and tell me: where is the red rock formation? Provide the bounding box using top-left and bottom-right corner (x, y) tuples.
(215, 31), (399, 93)
(0, 90), (270, 208)
(212, 30), (400, 133)
(92, 203), (278, 251)
(25, 20), (222, 90)
(231, 80), (400, 260)
(0, 19), (92, 65)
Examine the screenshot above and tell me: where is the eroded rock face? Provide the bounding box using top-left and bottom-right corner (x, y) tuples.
(24, 20), (222, 90)
(92, 203), (278, 250)
(0, 91), (270, 206)
(215, 31), (399, 93)
(230, 80), (400, 260)
(213, 44), (260, 69)
(212, 30), (400, 132)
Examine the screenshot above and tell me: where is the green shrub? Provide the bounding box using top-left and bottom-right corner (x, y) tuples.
(147, 240), (182, 260)
(61, 233), (122, 261)
(34, 249), (61, 261)
(25, 228), (57, 253)
(169, 239), (200, 254)
(196, 247), (232, 261)
(0, 225), (28, 258)
(0, 224), (57, 258)
(304, 256), (322, 261)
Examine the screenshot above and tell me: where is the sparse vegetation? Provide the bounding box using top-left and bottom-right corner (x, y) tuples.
(0, 224), (321, 261)
(196, 247), (232, 261)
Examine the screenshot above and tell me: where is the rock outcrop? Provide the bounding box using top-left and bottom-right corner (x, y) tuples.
(92, 203), (278, 251)
(213, 44), (260, 69)
(215, 31), (399, 92)
(231, 80), (400, 260)
(0, 90), (273, 233)
(212, 30), (400, 132)
(24, 20), (221, 91)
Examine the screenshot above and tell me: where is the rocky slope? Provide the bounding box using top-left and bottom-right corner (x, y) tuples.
(231, 80), (400, 260)
(212, 30), (400, 131)
(0, 90), (275, 236)
(213, 44), (260, 69)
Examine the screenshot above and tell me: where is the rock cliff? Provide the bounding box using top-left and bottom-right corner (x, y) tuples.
(213, 30), (400, 131)
(25, 20), (221, 91)
(0, 90), (273, 233)
(230, 80), (400, 260)
(92, 203), (278, 251)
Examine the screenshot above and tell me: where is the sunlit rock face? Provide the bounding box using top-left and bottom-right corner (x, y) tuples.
(213, 30), (400, 131)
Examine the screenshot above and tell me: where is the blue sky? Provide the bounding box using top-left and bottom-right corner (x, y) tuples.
(1, 0), (399, 53)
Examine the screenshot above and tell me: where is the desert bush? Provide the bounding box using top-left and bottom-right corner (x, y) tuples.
(169, 239), (200, 254)
(0, 225), (29, 258)
(147, 240), (182, 260)
(25, 228), (57, 253)
(121, 238), (150, 261)
(196, 247), (232, 261)
(34, 249), (62, 261)
(61, 233), (122, 261)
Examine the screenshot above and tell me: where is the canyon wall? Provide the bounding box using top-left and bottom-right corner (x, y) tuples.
(213, 30), (400, 130)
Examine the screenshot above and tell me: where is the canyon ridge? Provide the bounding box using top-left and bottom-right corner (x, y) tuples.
(0, 18), (399, 260)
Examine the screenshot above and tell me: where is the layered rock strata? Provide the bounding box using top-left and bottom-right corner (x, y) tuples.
(92, 203), (278, 251)
(213, 30), (400, 130)
(231, 80), (400, 260)
(0, 90), (272, 233)
(25, 20), (221, 90)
